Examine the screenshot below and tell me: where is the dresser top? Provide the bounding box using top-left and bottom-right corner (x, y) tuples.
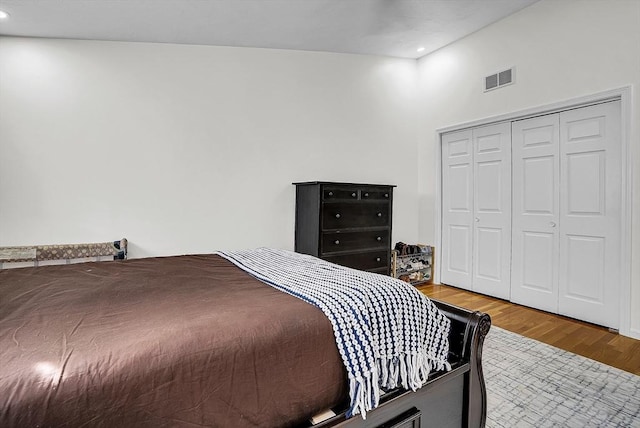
(292, 181), (396, 187)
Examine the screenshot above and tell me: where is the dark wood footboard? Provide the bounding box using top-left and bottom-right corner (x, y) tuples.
(304, 299), (491, 428)
(434, 299), (492, 428)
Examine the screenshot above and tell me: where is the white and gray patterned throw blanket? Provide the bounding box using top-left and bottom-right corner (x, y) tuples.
(215, 248), (451, 419)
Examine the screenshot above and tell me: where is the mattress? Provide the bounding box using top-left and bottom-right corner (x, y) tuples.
(0, 254), (347, 427)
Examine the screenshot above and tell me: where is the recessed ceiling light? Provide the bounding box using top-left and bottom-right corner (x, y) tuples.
(417, 47), (425, 53)
(0, 10), (10, 19)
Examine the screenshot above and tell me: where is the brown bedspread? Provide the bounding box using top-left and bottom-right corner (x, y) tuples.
(0, 255), (347, 427)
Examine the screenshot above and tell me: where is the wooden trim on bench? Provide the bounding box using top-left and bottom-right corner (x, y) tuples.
(0, 238), (127, 268)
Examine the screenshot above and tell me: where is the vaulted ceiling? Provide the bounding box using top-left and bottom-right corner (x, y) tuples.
(0, 0), (539, 58)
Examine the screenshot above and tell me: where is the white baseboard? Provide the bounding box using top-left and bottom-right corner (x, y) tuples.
(627, 328), (640, 341)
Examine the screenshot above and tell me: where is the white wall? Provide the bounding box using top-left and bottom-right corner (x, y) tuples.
(0, 38), (420, 257)
(3, 1), (639, 335)
(417, 0), (640, 336)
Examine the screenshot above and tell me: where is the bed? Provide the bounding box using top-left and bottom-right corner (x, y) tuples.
(0, 240), (490, 428)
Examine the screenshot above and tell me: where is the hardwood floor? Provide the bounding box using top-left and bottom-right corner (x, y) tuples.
(418, 283), (640, 376)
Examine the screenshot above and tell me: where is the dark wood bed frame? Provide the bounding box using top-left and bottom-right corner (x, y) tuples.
(304, 300), (491, 428)
(1, 239), (489, 428)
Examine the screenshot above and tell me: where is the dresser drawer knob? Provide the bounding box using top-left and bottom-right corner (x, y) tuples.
(364, 193), (369, 197)
(335, 213), (341, 219)
(376, 236), (382, 241)
(384, 193), (389, 198)
(328, 191), (334, 196)
(351, 192), (357, 198)
(334, 240), (340, 245)
(377, 212), (382, 217)
(376, 257), (381, 262)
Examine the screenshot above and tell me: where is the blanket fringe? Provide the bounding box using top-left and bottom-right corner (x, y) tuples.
(347, 351), (451, 419)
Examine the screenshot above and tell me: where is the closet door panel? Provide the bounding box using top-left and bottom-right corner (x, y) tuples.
(446, 225), (472, 275)
(441, 130), (473, 289)
(472, 123), (511, 299)
(511, 115), (560, 313)
(521, 231), (556, 292)
(475, 227), (502, 280)
(565, 236), (605, 301)
(558, 101), (621, 328)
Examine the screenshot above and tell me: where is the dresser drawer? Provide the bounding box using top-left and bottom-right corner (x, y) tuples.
(323, 186), (360, 201)
(376, 407), (421, 428)
(322, 202), (390, 230)
(360, 188), (392, 201)
(321, 231), (389, 254)
(324, 250), (389, 271)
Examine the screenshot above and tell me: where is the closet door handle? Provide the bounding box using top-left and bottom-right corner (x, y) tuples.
(550, 222), (556, 227)
(475, 217), (479, 222)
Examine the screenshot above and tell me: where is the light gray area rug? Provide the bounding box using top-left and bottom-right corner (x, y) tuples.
(483, 327), (640, 428)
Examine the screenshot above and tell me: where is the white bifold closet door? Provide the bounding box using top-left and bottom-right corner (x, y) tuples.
(512, 101), (622, 328)
(511, 114), (560, 313)
(441, 129), (473, 289)
(441, 122), (511, 300)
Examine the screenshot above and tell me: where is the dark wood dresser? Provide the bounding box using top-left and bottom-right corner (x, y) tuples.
(293, 181), (395, 274)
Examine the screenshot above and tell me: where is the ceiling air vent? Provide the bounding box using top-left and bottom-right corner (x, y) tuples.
(484, 67), (515, 92)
